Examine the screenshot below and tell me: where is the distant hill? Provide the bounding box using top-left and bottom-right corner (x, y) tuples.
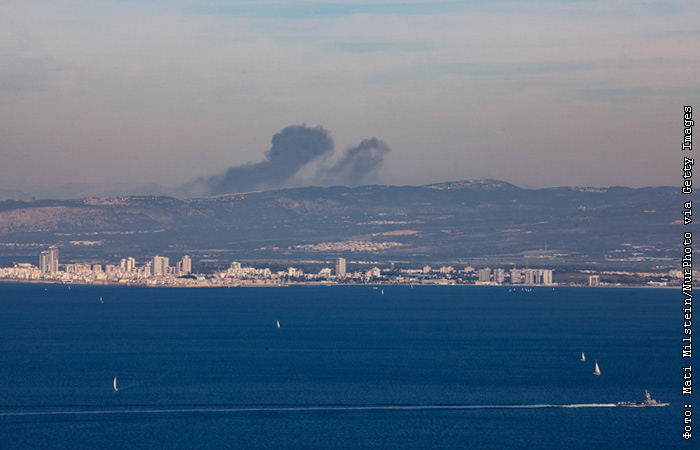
(425, 179), (521, 191)
(0, 179), (682, 269)
(0, 182), (179, 201)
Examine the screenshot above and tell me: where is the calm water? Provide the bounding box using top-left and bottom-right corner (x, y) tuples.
(0, 284), (683, 449)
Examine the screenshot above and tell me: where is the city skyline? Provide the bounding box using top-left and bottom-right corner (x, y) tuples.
(2, 1), (697, 194)
(0, 245), (681, 288)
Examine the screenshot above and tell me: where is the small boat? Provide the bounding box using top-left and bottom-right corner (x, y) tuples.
(113, 377), (118, 392)
(381, 289), (384, 295)
(618, 390), (669, 407)
(276, 320), (281, 329)
(580, 352), (586, 362)
(100, 297), (104, 304)
(593, 361), (601, 376)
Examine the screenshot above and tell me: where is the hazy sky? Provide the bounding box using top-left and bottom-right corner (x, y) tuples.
(1, 0), (698, 191)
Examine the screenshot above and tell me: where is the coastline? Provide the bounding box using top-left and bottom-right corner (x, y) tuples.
(0, 277), (675, 289)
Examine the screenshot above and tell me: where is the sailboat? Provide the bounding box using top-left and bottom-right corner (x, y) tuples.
(100, 297), (104, 304)
(276, 320), (281, 329)
(580, 352), (586, 362)
(113, 377), (118, 392)
(593, 361), (601, 376)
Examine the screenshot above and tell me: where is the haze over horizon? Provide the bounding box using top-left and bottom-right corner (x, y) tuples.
(2, 1), (698, 193)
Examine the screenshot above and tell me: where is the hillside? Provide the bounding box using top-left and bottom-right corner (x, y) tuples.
(0, 180), (681, 269)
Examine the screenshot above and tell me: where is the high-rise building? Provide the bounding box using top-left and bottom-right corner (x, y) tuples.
(39, 251), (50, 274)
(228, 261), (242, 277)
(39, 246), (59, 274)
(542, 269), (553, 285)
(520, 269), (553, 285)
(478, 268), (491, 282)
(510, 269), (523, 284)
(524, 269), (545, 285)
(493, 268), (505, 284)
(181, 255), (192, 275)
(335, 257), (346, 278)
(152, 255), (169, 276)
(48, 245), (58, 273)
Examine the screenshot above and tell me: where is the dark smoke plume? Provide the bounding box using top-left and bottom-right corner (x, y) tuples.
(183, 124), (390, 197)
(318, 138), (391, 186)
(187, 124), (333, 196)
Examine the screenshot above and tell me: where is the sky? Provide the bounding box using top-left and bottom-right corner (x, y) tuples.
(1, 0), (698, 193)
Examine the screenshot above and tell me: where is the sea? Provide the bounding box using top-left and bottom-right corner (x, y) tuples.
(0, 283), (685, 449)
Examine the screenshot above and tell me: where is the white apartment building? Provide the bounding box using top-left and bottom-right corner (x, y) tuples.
(152, 255), (169, 276)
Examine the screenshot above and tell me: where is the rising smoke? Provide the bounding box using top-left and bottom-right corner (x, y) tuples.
(185, 124), (391, 196)
(317, 138), (391, 187)
(186, 124), (333, 196)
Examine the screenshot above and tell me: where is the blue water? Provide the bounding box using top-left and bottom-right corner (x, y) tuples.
(0, 284), (683, 449)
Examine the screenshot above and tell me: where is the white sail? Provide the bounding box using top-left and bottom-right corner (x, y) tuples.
(581, 352), (586, 362)
(593, 361), (601, 376)
(276, 320), (280, 328)
(113, 377), (118, 391)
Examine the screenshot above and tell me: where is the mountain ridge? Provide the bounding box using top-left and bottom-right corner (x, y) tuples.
(0, 179), (681, 268)
(0, 178), (676, 202)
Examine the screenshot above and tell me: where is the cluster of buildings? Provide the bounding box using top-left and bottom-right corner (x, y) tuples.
(0, 247), (194, 285)
(216, 257), (381, 285)
(63, 254), (193, 279)
(1, 251), (358, 286)
(475, 267), (553, 285)
(293, 241), (403, 252)
(0, 248), (562, 287)
(391, 265), (554, 286)
(0, 245), (688, 288)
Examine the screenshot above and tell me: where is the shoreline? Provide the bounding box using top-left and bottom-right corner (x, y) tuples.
(0, 277), (675, 289)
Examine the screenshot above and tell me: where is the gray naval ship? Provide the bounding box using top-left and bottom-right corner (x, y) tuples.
(618, 390), (670, 407)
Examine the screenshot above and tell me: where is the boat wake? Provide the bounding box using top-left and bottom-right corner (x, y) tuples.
(0, 403), (620, 418)
(560, 403), (618, 408)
